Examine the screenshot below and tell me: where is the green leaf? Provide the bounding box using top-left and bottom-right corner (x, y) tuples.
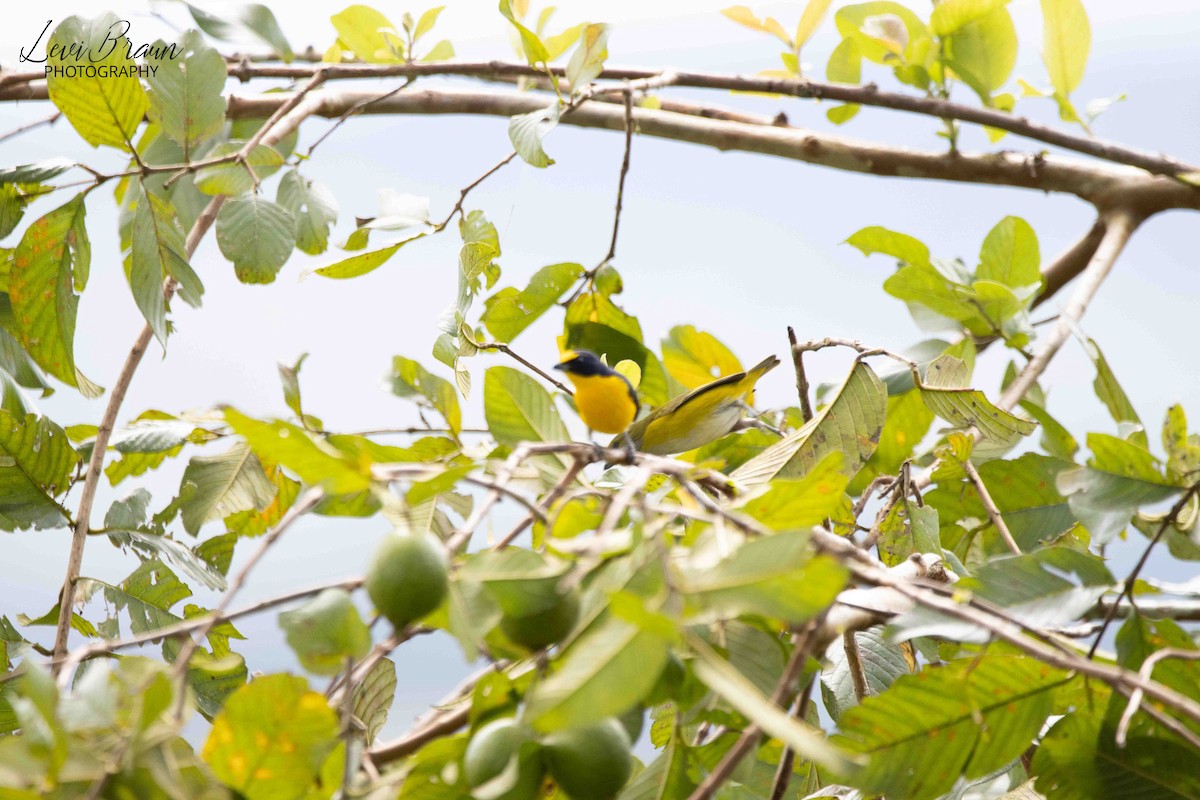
(0, 411), (77, 529)
(825, 37), (862, 122)
(565, 24), (610, 93)
(1031, 708), (1200, 800)
(1082, 337), (1146, 447)
(85, 559), (192, 637)
(145, 33), (227, 159)
(1040, 0), (1090, 116)
(931, 0), (1009, 36)
(721, 6), (791, 43)
(106, 527), (228, 591)
(834, 2), (931, 68)
(354, 658), (397, 743)
(509, 103), (560, 168)
(891, 546), (1111, 641)
(736, 452), (849, 530)
(834, 656), (1069, 799)
(821, 629), (911, 723)
(929, 453), (1077, 552)
(1163, 404), (1200, 482)
(499, 0), (550, 64)
(1057, 434), (1179, 544)
(732, 361), (886, 491)
(978, 216), (1041, 291)
(277, 171), (339, 256)
(481, 262), (583, 341)
(797, 0), (836, 48)
(202, 674), (339, 800)
(131, 191), (199, 346)
(0, 159), (74, 185)
(188, 3), (294, 61)
(661, 325), (744, 392)
(9, 195), (101, 397)
(680, 532), (847, 624)
(390, 356), (462, 434)
(194, 141), (286, 196)
(330, 4), (403, 62)
(215, 195), (296, 284)
(850, 388), (935, 494)
(46, 15), (148, 151)
(225, 408), (371, 495)
(178, 443), (276, 535)
(688, 632), (856, 774)
(279, 588), (372, 676)
(943, 5), (1017, 101)
(920, 355), (1037, 446)
(314, 237), (420, 280)
(0, 184), (41, 240)
(846, 226), (930, 268)
(484, 366), (570, 446)
(525, 615), (670, 732)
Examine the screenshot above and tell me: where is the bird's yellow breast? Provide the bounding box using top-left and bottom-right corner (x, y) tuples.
(568, 373), (638, 434)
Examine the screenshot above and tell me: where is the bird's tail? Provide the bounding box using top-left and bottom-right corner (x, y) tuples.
(742, 354), (780, 405)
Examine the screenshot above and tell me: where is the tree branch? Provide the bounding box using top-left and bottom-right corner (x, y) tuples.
(215, 88), (1200, 214)
(961, 459), (1021, 555)
(49, 73), (331, 669)
(998, 208), (1142, 413)
(7, 60), (1194, 178)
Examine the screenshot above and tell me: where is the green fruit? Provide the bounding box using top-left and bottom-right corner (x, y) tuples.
(464, 718), (544, 800)
(364, 533), (449, 629)
(544, 718), (632, 800)
(499, 585), (581, 650)
(617, 706), (645, 743)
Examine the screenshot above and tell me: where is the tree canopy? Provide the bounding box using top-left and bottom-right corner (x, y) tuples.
(1, 2), (1199, 799)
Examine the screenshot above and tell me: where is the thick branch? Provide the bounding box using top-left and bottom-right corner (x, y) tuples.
(214, 87), (1200, 215)
(5, 60), (1193, 178)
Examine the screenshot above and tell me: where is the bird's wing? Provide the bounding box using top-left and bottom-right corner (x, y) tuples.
(621, 354), (780, 453)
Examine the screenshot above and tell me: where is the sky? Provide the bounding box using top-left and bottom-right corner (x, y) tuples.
(2, 0), (1200, 744)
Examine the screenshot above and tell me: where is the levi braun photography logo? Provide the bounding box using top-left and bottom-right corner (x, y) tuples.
(19, 18), (181, 78)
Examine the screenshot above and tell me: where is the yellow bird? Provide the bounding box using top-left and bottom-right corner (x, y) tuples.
(618, 355), (780, 455)
(554, 350), (640, 436)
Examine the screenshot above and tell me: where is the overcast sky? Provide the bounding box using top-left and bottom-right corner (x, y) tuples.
(3, 0), (1199, 741)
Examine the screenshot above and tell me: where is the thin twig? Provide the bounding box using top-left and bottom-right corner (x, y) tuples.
(478, 341), (572, 394)
(432, 152), (519, 231)
(843, 631), (869, 703)
(686, 621), (818, 800)
(0, 110), (60, 144)
(601, 88), (635, 266)
(769, 673), (817, 800)
(171, 487), (325, 680)
(46, 576), (362, 682)
(1116, 648), (1200, 747)
(1087, 484), (1200, 657)
(786, 326), (815, 423)
(962, 459), (1022, 555)
(301, 77), (413, 161)
(493, 456), (586, 550)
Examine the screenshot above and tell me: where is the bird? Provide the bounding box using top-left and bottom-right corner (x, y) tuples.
(554, 350), (641, 449)
(617, 354), (781, 455)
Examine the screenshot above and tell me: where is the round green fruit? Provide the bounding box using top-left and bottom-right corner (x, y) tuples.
(499, 585), (581, 650)
(364, 533), (449, 629)
(544, 718), (633, 800)
(464, 718), (545, 800)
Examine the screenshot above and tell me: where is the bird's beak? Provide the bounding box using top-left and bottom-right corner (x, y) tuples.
(553, 363), (567, 371)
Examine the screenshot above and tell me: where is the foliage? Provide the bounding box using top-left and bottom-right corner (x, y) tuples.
(0, 3), (1196, 800)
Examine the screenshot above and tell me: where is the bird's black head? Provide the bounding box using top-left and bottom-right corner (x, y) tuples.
(554, 350), (611, 376)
